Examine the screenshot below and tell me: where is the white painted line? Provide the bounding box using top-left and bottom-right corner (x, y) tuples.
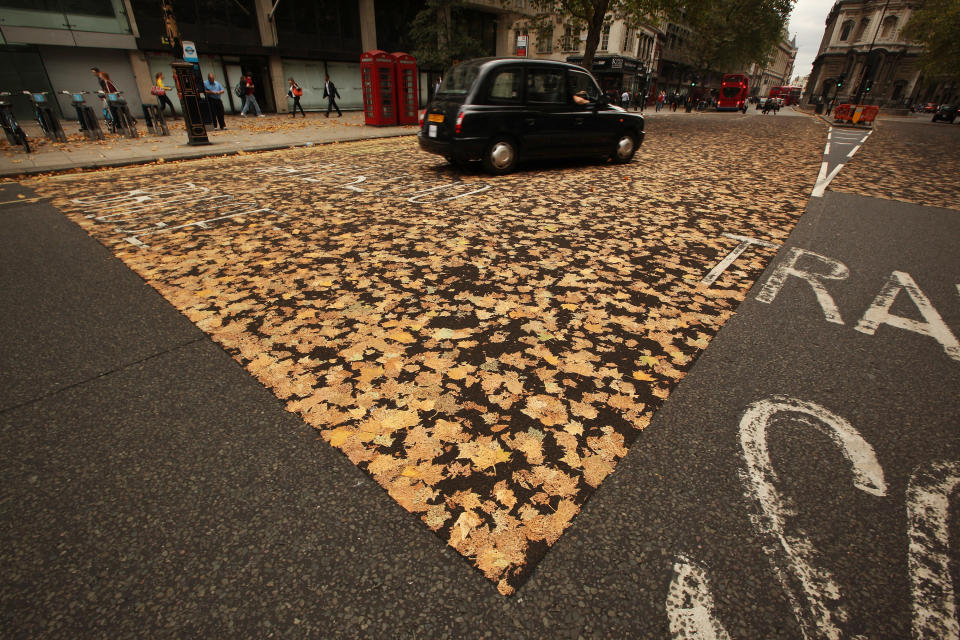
(907, 460), (960, 640)
(814, 162), (828, 187)
(811, 162), (845, 198)
(667, 555), (732, 640)
(854, 271), (960, 361)
(739, 396), (887, 640)
(847, 145), (862, 158)
(824, 141), (831, 155)
(700, 233), (780, 286)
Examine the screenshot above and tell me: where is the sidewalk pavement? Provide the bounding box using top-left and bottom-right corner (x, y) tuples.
(1, 106), (816, 178)
(0, 111), (417, 178)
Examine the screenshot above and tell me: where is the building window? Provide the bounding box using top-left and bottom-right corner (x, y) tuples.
(881, 15), (898, 39)
(855, 18), (870, 41)
(622, 26), (632, 52)
(839, 20), (854, 41)
(562, 24), (577, 51)
(538, 25), (553, 53)
(600, 22), (610, 51)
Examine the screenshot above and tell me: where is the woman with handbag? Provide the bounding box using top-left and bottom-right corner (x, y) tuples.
(287, 77), (305, 118)
(153, 72), (177, 118)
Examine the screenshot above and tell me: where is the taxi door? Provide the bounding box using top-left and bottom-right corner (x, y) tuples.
(566, 68), (607, 154)
(522, 65), (576, 157)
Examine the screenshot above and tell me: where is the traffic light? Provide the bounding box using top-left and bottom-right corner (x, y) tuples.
(837, 73), (845, 89)
(865, 79), (872, 92)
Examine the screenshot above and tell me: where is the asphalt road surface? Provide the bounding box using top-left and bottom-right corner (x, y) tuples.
(2, 112), (957, 638)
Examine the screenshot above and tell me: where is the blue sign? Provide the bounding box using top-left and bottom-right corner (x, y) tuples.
(182, 41), (199, 63)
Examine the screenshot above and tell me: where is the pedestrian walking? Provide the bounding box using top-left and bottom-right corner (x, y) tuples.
(287, 77), (305, 117)
(204, 72), (227, 130)
(152, 72), (177, 118)
(323, 74), (342, 117)
(656, 91), (665, 112)
(621, 89), (631, 110)
(239, 73), (264, 117)
(91, 67), (127, 126)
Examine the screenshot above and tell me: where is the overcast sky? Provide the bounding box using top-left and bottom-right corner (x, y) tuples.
(787, 0), (839, 81)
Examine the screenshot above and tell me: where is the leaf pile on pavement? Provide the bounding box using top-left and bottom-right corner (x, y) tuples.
(31, 116), (824, 595)
(830, 121), (960, 210)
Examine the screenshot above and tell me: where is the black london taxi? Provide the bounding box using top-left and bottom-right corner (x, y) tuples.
(417, 57), (645, 174)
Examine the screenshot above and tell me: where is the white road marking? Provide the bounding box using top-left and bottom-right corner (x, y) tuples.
(811, 163), (845, 198)
(907, 460), (960, 640)
(739, 396), (886, 640)
(755, 247), (849, 324)
(667, 555), (732, 640)
(700, 233), (780, 286)
(854, 271), (960, 361)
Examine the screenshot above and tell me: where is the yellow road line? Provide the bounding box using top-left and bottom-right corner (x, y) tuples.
(0, 196), (47, 205)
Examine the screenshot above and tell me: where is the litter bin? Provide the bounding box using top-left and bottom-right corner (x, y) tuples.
(815, 103), (824, 114)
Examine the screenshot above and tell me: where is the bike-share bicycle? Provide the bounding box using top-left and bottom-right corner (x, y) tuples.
(61, 90), (104, 140)
(23, 90), (67, 143)
(0, 91), (30, 153)
(98, 90), (138, 138)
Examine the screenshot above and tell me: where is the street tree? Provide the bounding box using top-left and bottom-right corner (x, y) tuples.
(902, 0), (960, 83)
(410, 0), (490, 69)
(682, 0), (794, 73)
(520, 0), (682, 72)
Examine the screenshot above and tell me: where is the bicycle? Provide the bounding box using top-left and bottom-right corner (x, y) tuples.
(61, 90), (104, 140)
(97, 90), (138, 138)
(23, 90), (67, 142)
(0, 91), (31, 152)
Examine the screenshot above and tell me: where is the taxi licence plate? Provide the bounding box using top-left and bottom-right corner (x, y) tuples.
(428, 113), (444, 123)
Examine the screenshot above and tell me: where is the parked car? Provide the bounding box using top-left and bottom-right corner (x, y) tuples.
(417, 57), (645, 174)
(932, 104), (958, 123)
(923, 102), (938, 113)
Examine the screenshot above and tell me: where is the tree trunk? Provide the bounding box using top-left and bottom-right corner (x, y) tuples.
(581, 0), (610, 73)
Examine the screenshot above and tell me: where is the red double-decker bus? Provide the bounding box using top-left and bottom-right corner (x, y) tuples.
(718, 74), (749, 111)
(769, 85), (802, 106)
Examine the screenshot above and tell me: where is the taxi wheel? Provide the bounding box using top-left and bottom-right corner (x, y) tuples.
(483, 136), (517, 175)
(612, 132), (637, 163)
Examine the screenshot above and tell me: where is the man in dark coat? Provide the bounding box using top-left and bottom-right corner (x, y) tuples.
(323, 74), (342, 118)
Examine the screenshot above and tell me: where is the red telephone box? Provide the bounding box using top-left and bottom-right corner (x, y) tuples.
(390, 52), (419, 125)
(360, 49), (397, 126)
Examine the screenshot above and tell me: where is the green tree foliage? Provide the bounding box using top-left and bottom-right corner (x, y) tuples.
(902, 0), (960, 82)
(683, 0), (794, 72)
(521, 0), (791, 75)
(523, 0), (681, 71)
(410, 0), (489, 69)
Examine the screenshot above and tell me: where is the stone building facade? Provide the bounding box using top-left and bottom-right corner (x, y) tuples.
(746, 32), (798, 98)
(802, 0), (926, 107)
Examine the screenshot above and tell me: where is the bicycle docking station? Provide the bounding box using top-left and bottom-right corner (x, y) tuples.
(99, 91), (138, 139)
(24, 91), (67, 143)
(0, 92), (31, 152)
(142, 104), (170, 136)
(62, 91), (104, 141)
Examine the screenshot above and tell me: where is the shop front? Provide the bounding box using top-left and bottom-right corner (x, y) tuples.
(566, 54), (645, 96)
